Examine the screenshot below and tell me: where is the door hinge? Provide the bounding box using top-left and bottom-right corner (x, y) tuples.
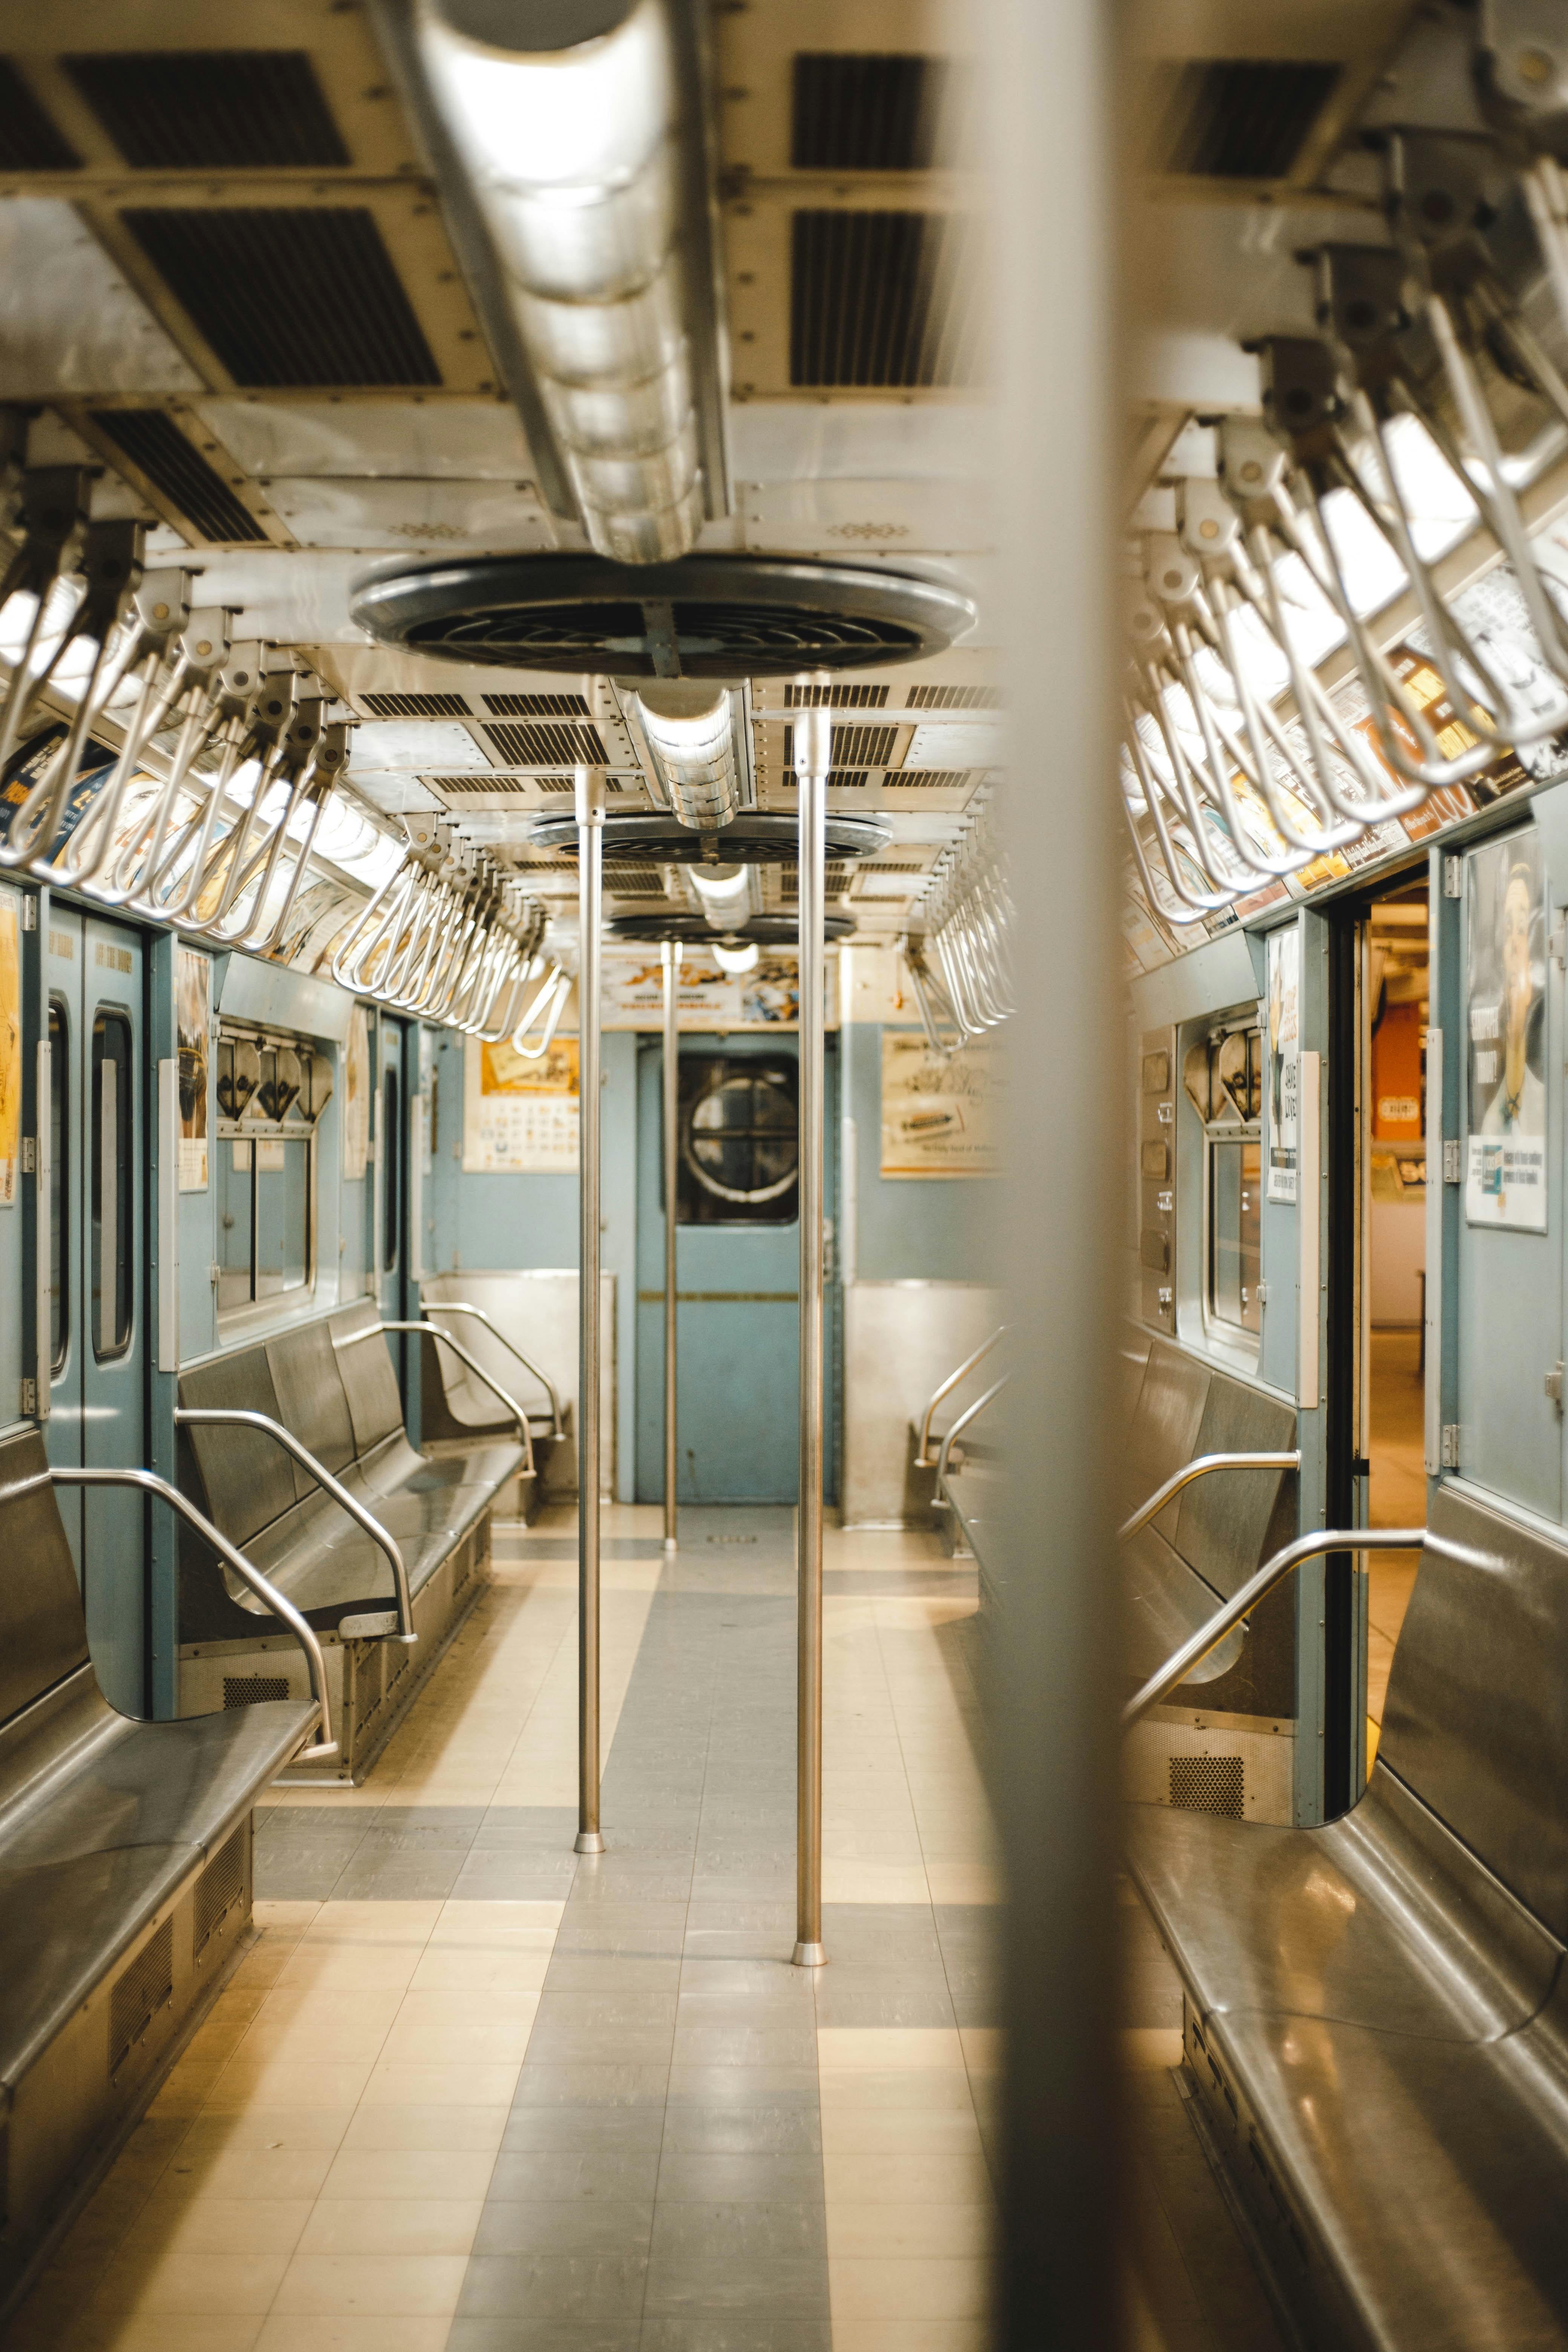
(1442, 1138), (1462, 1185)
(1547, 1362), (1564, 1409)
(20, 897), (36, 932)
(19, 1378), (36, 1416)
(1443, 855), (1462, 898)
(208, 1261), (221, 1287)
(19, 1136), (34, 1174)
(1552, 921), (1567, 970)
(1441, 1424), (1461, 1469)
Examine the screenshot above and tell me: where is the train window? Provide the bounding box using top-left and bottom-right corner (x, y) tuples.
(48, 1001), (67, 1372)
(382, 1066), (401, 1272)
(1184, 1025), (1262, 1343)
(90, 1012), (133, 1360)
(214, 1020), (326, 1320)
(677, 1057), (799, 1227)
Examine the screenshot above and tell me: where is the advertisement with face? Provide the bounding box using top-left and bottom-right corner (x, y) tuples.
(1467, 830), (1548, 1230)
(1265, 923), (1300, 1205)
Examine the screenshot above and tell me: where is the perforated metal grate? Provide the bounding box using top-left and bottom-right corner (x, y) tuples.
(120, 207), (441, 388)
(92, 409), (266, 544)
(784, 681), (888, 708)
(65, 50), (348, 171)
(109, 1919), (173, 2078)
(790, 210), (985, 389)
(908, 683), (1001, 709)
(1144, 60), (1340, 179)
(435, 775), (534, 795)
(355, 1645), (385, 1734)
(884, 769), (972, 789)
(484, 691), (591, 718)
(791, 53), (973, 171)
(194, 1822), (247, 1956)
(485, 718), (609, 767)
(362, 690), (470, 718)
(1169, 1754), (1245, 1818)
(784, 722), (900, 768)
(0, 60), (80, 170)
(224, 1674), (289, 1708)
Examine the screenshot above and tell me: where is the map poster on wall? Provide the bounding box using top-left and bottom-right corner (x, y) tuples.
(176, 948), (209, 1191)
(463, 1035), (580, 1173)
(0, 895), (18, 1203)
(879, 1033), (998, 1178)
(1265, 923), (1300, 1205)
(343, 1002), (371, 1181)
(1466, 828), (1548, 1231)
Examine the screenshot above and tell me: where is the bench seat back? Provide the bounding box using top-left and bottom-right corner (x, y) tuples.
(0, 1426), (92, 1734)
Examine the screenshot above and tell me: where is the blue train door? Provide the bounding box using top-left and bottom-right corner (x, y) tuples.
(42, 906), (147, 1714)
(634, 1033), (838, 1505)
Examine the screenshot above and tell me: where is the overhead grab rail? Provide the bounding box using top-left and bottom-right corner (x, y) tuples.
(46, 1464), (338, 1759)
(334, 1318), (538, 1477)
(915, 1326), (1011, 1467)
(1123, 1527), (1426, 1729)
(935, 1371), (1010, 1490)
(173, 1406), (416, 1644)
(1117, 1450), (1301, 1544)
(419, 1300), (565, 1436)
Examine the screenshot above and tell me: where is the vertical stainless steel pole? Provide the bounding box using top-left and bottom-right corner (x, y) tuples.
(793, 703), (831, 1969)
(662, 938), (680, 1554)
(575, 764), (605, 1855)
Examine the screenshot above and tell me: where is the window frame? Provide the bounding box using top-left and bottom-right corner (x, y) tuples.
(1185, 1018), (1264, 1360)
(213, 1018), (329, 1329)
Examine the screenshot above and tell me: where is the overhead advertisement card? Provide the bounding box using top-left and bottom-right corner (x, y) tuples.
(879, 1034), (998, 1178)
(1466, 828), (1548, 1231)
(464, 1036), (580, 1173)
(1265, 923), (1299, 1205)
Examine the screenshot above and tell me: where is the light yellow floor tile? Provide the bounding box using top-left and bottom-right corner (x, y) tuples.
(819, 2069), (979, 2113)
(130, 2194), (313, 2256)
(830, 2321), (990, 2351)
(253, 1902), (322, 1934)
(827, 2204), (995, 2259)
(959, 2027), (1003, 2075)
(407, 1946), (551, 1992)
(270, 2252), (470, 2317)
(205, 2060), (375, 2113)
(822, 2110), (986, 2153)
(359, 2061), (521, 2109)
(923, 1863), (1003, 1905)
(818, 2028), (966, 2072)
(174, 2109), (355, 2159)
(274, 1944), (424, 1993)
(87, 2246), (290, 2317)
(297, 2197), (483, 2256)
(830, 2256), (992, 2321)
(338, 2104), (510, 2154)
(390, 1986), (542, 2030)
(301, 1904), (443, 1946)
(824, 2146), (994, 2205)
(156, 2145), (336, 2205)
(320, 2146), (498, 2201)
(1120, 2027), (1184, 2071)
(59, 2315), (266, 2352)
(822, 1861), (932, 1903)
(253, 2321), (454, 2352)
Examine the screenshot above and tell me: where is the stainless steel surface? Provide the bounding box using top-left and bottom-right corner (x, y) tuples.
(842, 1283), (1008, 1527)
(420, 1300), (564, 1435)
(340, 1320), (536, 1476)
(793, 702), (829, 1969)
(934, 1371), (1011, 1490)
(1117, 1450), (1302, 1544)
(34, 1035), (48, 1424)
(916, 1325), (1011, 1467)
(632, 683), (745, 831)
(49, 1465), (333, 1757)
(1123, 1528), (1425, 1728)
(577, 765), (605, 1856)
(662, 938), (679, 1553)
(173, 1406), (415, 1644)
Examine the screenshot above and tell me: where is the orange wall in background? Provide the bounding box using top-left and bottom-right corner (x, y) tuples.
(1372, 1001), (1424, 1141)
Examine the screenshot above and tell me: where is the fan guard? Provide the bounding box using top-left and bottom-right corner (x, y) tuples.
(605, 912), (857, 945)
(526, 812), (890, 862)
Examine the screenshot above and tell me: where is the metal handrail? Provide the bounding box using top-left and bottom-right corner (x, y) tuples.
(336, 1318), (536, 1477)
(915, 1326), (1010, 1468)
(936, 1372), (1011, 1489)
(420, 1300), (565, 1436)
(49, 1465), (336, 1759)
(1123, 1526), (1427, 1729)
(174, 1406), (415, 1644)
(1118, 1451), (1301, 1544)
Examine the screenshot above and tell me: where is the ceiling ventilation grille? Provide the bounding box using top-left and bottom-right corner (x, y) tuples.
(120, 207), (441, 388)
(433, 775), (531, 795)
(885, 769), (971, 789)
(0, 60), (80, 170)
(790, 211), (984, 388)
(779, 862), (851, 898)
(483, 691), (591, 718)
(1144, 60), (1340, 180)
(908, 683), (1001, 709)
(783, 722), (899, 767)
(790, 54), (973, 171)
(91, 409), (266, 544)
(64, 50), (348, 170)
(784, 681), (888, 708)
(484, 719), (609, 766)
(362, 691), (470, 718)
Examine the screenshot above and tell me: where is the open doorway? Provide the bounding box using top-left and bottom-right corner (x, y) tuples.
(1364, 882), (1430, 1764)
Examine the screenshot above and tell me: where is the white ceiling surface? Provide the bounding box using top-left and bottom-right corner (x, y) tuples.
(0, 198), (202, 399)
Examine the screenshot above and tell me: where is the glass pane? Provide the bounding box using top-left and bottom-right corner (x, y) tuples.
(48, 1001), (67, 1371)
(256, 1138), (311, 1298)
(383, 1069), (400, 1272)
(216, 1138), (254, 1312)
(91, 1011), (133, 1359)
(678, 1060), (799, 1226)
(1210, 1141), (1244, 1327)
(1239, 1138), (1261, 1334)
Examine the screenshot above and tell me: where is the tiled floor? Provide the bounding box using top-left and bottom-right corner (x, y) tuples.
(1367, 1326), (1426, 1741)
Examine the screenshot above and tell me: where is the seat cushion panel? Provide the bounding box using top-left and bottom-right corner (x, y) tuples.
(1122, 1338), (1210, 1540)
(1123, 1526), (1240, 1683)
(265, 1322), (358, 1480)
(329, 1302), (406, 1456)
(0, 1429), (91, 1722)
(1173, 1374), (1298, 1600)
(178, 1348), (300, 1540)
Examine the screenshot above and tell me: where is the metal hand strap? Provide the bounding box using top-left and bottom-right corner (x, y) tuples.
(173, 1406), (416, 1643)
(1118, 1450), (1300, 1543)
(335, 1318), (536, 1476)
(420, 1300), (564, 1435)
(47, 1465), (337, 1759)
(1124, 1527), (1425, 1728)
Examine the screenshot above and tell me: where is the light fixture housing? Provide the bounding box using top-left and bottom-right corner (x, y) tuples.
(711, 936), (760, 974)
(632, 680), (751, 829)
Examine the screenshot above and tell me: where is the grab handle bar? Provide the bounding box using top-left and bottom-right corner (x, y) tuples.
(1123, 1527), (1426, 1729)
(1118, 1452), (1301, 1544)
(935, 1372), (1010, 1489)
(173, 1407), (415, 1645)
(336, 1319), (536, 1478)
(420, 1300), (564, 1436)
(49, 1465), (337, 1759)
(916, 1326), (1009, 1467)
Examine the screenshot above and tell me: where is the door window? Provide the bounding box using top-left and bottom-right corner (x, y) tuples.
(1184, 1022), (1262, 1344)
(91, 1011), (133, 1358)
(48, 1000), (68, 1371)
(214, 1021), (327, 1318)
(677, 1057), (799, 1226)
(383, 1064), (401, 1271)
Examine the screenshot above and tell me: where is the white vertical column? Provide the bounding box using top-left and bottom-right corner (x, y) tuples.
(576, 764), (606, 1855)
(792, 703), (831, 1970)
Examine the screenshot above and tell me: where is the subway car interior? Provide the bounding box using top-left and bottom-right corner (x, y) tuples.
(5, 0), (1568, 2347)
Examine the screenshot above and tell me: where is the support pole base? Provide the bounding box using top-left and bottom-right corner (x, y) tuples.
(663, 1536), (678, 1553)
(574, 1830), (605, 1855)
(792, 1941), (827, 1969)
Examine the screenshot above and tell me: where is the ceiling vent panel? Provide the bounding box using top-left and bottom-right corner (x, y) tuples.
(484, 718), (609, 766)
(91, 409), (266, 543)
(1145, 60), (1341, 180)
(0, 60), (80, 170)
(885, 768), (971, 789)
(908, 683), (1000, 708)
(483, 691), (592, 717)
(434, 774), (533, 794)
(64, 51), (348, 171)
(119, 208), (441, 388)
(361, 691), (470, 718)
(784, 681), (888, 707)
(790, 54), (973, 171)
(783, 722), (899, 767)
(790, 211), (984, 389)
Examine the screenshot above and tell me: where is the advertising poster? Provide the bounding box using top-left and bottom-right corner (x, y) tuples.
(464, 1035), (580, 1173)
(1265, 924), (1300, 1205)
(343, 1002), (371, 1181)
(175, 949), (209, 1191)
(879, 1033), (998, 1178)
(0, 895), (18, 1203)
(600, 945), (810, 1030)
(1466, 829), (1548, 1231)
